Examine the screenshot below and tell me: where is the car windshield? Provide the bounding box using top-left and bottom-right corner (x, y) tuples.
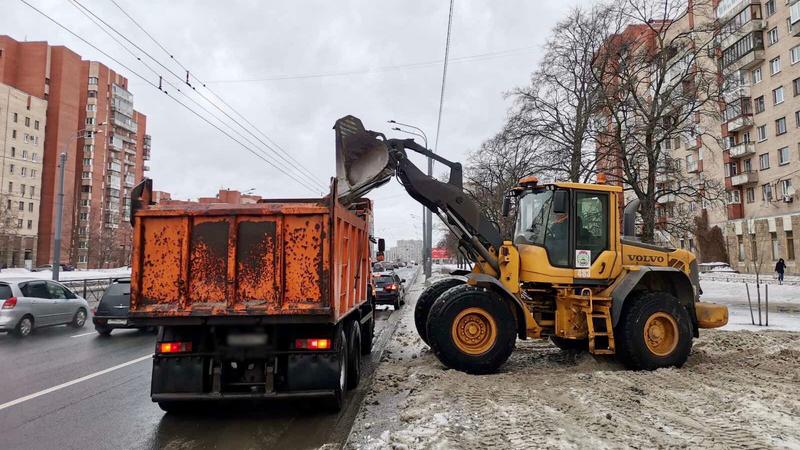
(514, 189), (553, 245)
(0, 284), (12, 300)
(375, 276), (394, 285)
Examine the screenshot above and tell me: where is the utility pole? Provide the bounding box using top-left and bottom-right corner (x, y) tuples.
(52, 152), (67, 281)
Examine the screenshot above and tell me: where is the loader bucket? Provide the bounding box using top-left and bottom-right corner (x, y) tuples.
(334, 115), (395, 203)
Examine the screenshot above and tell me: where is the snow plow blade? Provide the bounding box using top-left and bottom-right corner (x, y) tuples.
(695, 302), (728, 328)
(334, 115), (395, 204)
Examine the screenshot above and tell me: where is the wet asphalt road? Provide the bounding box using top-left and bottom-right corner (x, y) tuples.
(0, 267), (417, 450)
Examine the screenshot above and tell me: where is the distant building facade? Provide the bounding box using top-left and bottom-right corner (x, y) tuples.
(385, 239), (423, 263)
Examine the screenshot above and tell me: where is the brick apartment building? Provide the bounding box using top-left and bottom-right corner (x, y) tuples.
(0, 35), (151, 269)
(0, 83), (47, 268)
(597, 0), (800, 274)
(153, 189), (262, 206)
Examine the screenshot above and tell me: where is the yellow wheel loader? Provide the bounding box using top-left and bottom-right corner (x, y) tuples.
(334, 115), (728, 372)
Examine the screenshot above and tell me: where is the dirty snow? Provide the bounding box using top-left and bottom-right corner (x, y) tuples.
(347, 267), (800, 449)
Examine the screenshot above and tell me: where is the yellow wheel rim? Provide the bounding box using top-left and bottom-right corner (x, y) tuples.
(451, 307), (497, 356)
(643, 312), (679, 357)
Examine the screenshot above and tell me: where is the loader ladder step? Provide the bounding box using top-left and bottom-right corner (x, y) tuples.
(586, 304), (615, 355)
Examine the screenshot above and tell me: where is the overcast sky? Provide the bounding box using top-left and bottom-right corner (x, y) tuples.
(2, 0), (583, 247)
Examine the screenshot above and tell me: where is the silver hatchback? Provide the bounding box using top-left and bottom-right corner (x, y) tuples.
(0, 278), (90, 337)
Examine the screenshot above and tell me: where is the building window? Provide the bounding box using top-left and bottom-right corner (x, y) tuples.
(754, 96), (765, 113)
(746, 187), (755, 203)
(773, 86), (784, 104)
(78, 255), (87, 263)
(788, 231), (795, 261)
(11, 129), (16, 139)
(768, 27), (779, 45)
(28, 202), (33, 212)
(87, 104), (96, 112)
(24, 117), (30, 127)
(766, 0), (775, 16)
(751, 235), (758, 261)
(752, 67), (763, 84)
(29, 186), (34, 197)
(20, 167), (26, 176)
(756, 125), (767, 141)
(20, 184), (25, 196)
(794, 78), (800, 97)
(13, 112), (17, 122)
(770, 57), (781, 75)
(88, 77), (98, 85)
(7, 182), (12, 193)
(33, 120), (39, 130)
(30, 169), (36, 178)
(17, 219), (22, 229)
(18, 201), (23, 211)
(744, 158), (752, 172)
(10, 147), (15, 157)
(759, 153), (770, 170)
(27, 220), (32, 230)
(776, 117), (787, 135)
(9, 164), (14, 174)
(738, 236), (745, 261)
(85, 117), (95, 125)
(728, 190), (741, 204)
(781, 179), (793, 197)
(772, 232), (779, 260)
(779, 147), (790, 165)
(763, 183), (773, 201)
(22, 150), (27, 159)
(88, 91), (97, 98)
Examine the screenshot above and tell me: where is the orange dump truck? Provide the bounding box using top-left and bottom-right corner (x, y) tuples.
(128, 179), (379, 412)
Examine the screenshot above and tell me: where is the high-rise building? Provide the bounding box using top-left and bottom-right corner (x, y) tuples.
(0, 35), (151, 268)
(717, 0), (800, 272)
(385, 239), (423, 263)
(0, 82), (47, 268)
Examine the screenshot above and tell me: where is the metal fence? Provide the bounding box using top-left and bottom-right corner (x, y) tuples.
(61, 278), (121, 303)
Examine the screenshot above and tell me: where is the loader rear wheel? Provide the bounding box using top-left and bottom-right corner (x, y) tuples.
(415, 278), (464, 345)
(549, 336), (588, 352)
(426, 285), (516, 374)
(617, 292), (692, 370)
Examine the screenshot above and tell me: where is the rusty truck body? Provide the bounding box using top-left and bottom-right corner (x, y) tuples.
(128, 179), (378, 412)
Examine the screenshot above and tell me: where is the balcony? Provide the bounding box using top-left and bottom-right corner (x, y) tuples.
(143, 165), (151, 172)
(687, 160), (703, 173)
(791, 2), (800, 36)
(731, 171), (758, 186)
(658, 194), (677, 204)
(724, 49), (765, 74)
(727, 202), (744, 220)
(727, 115), (753, 132)
(729, 142), (756, 158)
(716, 0), (759, 22)
(724, 84), (751, 103)
(720, 19), (765, 50)
(656, 173), (669, 183)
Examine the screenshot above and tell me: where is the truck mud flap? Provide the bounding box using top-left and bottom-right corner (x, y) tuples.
(285, 352), (339, 391)
(152, 356), (205, 394)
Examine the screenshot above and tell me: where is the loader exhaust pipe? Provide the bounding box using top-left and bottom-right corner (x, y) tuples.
(622, 199), (639, 239)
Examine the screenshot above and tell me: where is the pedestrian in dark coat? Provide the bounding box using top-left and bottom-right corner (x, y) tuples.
(775, 258), (786, 285)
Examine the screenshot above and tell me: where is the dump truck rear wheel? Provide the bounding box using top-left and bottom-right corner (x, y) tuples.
(426, 285), (516, 374)
(415, 278), (464, 345)
(360, 313), (375, 355)
(617, 292), (692, 370)
(346, 321), (361, 390)
(327, 327), (348, 412)
(549, 336), (588, 352)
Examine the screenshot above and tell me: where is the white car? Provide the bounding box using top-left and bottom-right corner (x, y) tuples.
(0, 278), (90, 337)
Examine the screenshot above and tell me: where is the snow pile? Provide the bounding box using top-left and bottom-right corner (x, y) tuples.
(701, 279), (800, 331)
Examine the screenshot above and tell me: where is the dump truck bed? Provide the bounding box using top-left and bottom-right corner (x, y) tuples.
(130, 196), (371, 323)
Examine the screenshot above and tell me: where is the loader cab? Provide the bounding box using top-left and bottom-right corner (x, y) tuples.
(510, 178), (623, 285)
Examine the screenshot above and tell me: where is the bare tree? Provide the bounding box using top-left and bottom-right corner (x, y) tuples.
(594, 0), (726, 243)
(0, 192), (22, 266)
(506, 4), (618, 183)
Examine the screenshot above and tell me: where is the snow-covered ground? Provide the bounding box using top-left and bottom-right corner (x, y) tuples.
(701, 279), (800, 331)
(0, 267), (131, 282)
(347, 267), (800, 449)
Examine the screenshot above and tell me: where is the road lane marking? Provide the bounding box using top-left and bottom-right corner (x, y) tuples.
(0, 354), (152, 411)
(70, 331), (96, 338)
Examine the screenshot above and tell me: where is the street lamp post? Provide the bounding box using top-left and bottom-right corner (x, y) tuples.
(52, 125), (104, 281)
(389, 121), (433, 280)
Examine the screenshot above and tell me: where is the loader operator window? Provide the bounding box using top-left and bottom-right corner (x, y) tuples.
(514, 189), (569, 267)
(575, 191), (609, 263)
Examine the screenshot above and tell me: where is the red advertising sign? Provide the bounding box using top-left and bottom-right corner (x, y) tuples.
(431, 248), (449, 259)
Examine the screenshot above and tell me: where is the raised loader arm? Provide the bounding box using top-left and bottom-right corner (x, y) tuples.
(334, 115), (501, 273)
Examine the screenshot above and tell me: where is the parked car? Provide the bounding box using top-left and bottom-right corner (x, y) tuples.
(373, 272), (406, 309)
(31, 263), (75, 272)
(0, 279), (89, 337)
(93, 279), (142, 336)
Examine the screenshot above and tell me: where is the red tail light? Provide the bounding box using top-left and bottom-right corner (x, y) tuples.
(294, 338), (331, 350)
(1, 297), (17, 310)
(158, 341), (192, 353)
(91, 307), (97, 314)
(385, 283), (397, 291)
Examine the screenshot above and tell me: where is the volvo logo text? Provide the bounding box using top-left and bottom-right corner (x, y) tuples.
(627, 255), (665, 263)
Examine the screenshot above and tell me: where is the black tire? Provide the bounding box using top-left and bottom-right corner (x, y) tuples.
(549, 336), (588, 352)
(346, 321), (361, 390)
(327, 327), (348, 412)
(360, 313), (375, 355)
(393, 295), (402, 310)
(616, 292), (693, 370)
(415, 278), (464, 345)
(426, 285), (517, 374)
(158, 401), (193, 414)
(14, 315), (34, 338)
(95, 325), (112, 336)
(70, 308), (87, 328)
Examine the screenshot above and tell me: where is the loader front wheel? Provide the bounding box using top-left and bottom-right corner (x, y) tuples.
(415, 278), (465, 345)
(426, 285), (516, 374)
(617, 292), (692, 370)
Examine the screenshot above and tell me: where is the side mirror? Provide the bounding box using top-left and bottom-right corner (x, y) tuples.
(401, 279), (406, 283)
(501, 196), (511, 217)
(378, 238), (385, 252)
(553, 190), (568, 214)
